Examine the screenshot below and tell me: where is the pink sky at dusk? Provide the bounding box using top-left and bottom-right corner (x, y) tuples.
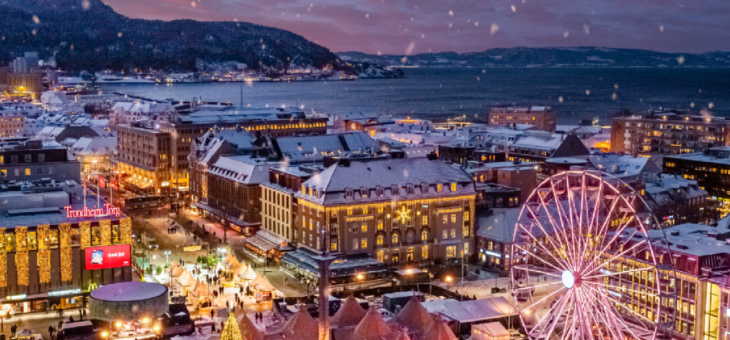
(102, 0), (729, 55)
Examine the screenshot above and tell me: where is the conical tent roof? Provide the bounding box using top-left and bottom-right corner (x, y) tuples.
(395, 327), (412, 340)
(237, 313), (262, 340)
(191, 279), (210, 297)
(178, 270), (196, 287)
(253, 275), (276, 292)
(352, 306), (396, 340)
(225, 254), (242, 271)
(239, 264), (258, 281)
(331, 296), (367, 327)
(280, 307), (318, 340)
(249, 274), (262, 287)
(396, 296), (432, 335)
(221, 311), (243, 340)
(171, 265), (185, 278)
(425, 321), (458, 340)
(221, 253), (234, 267)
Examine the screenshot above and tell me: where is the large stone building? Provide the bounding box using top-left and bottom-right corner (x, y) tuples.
(117, 111), (327, 195)
(488, 106), (557, 132)
(295, 156), (476, 267)
(663, 147), (730, 204)
(611, 109), (730, 155)
(0, 139), (80, 183)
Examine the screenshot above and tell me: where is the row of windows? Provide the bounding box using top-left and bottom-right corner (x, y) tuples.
(0, 154), (45, 164)
(0, 166), (55, 177)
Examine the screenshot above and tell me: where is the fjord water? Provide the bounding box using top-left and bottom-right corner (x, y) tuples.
(100, 68), (730, 124)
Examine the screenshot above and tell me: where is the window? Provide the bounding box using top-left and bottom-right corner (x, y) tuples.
(464, 211), (470, 221)
(91, 227), (101, 245)
(451, 183), (457, 191)
(451, 214), (456, 223)
(437, 183), (443, 192)
(331, 240), (338, 251)
(464, 242), (469, 256)
(353, 239), (359, 250)
(24, 154), (31, 162)
(446, 246), (457, 258)
(361, 224), (367, 232)
(443, 215), (448, 224)
(38, 154), (45, 162)
(377, 222), (383, 230)
(392, 233), (399, 244)
(450, 229), (456, 238)
(0, 170), (6, 177)
(421, 230), (428, 241)
(442, 231), (448, 239)
(377, 235), (384, 245)
(361, 238), (367, 248)
(309, 219), (313, 230)
(36, 167), (43, 175)
(25, 168), (30, 176)
(422, 216), (428, 225)
(422, 245), (428, 259)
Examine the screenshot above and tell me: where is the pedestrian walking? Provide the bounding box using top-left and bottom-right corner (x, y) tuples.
(210, 309), (215, 320)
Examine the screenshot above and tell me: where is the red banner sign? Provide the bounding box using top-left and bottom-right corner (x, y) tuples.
(84, 244), (131, 270)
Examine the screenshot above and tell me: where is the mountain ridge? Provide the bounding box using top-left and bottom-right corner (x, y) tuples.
(337, 47), (730, 68)
(0, 0), (338, 71)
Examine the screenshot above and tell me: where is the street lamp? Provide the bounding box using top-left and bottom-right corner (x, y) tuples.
(445, 276), (453, 290)
(356, 274), (364, 291)
(164, 251), (171, 266)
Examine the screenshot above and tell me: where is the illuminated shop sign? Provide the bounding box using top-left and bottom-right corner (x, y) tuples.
(484, 250), (501, 258)
(64, 204), (122, 218)
(6, 294), (26, 301)
(48, 289), (81, 297)
(84, 244), (131, 270)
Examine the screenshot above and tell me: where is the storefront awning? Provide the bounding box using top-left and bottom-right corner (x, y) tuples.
(245, 235), (277, 252)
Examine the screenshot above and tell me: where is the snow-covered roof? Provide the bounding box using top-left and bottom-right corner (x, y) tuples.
(274, 132), (379, 163)
(510, 133), (564, 151)
(209, 156), (277, 185)
(70, 137), (117, 156)
(476, 208), (522, 243)
(587, 153), (655, 178)
(297, 158), (475, 206)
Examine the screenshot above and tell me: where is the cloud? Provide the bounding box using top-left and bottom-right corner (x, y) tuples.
(102, 0), (730, 54)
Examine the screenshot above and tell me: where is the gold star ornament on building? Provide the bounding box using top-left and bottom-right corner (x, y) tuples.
(395, 206), (411, 224)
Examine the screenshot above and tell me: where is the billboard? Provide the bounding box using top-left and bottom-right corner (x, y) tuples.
(84, 244), (131, 270)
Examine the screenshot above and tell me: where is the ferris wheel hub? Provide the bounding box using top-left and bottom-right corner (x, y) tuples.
(561, 270), (575, 289)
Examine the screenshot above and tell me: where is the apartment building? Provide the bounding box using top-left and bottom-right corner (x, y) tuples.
(117, 111), (327, 195)
(295, 157), (476, 267)
(488, 106), (557, 132)
(0, 113), (25, 138)
(611, 109), (730, 155)
(663, 147), (730, 203)
(261, 166), (317, 243)
(0, 139), (80, 183)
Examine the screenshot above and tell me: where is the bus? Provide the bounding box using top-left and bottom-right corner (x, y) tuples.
(124, 196), (165, 209)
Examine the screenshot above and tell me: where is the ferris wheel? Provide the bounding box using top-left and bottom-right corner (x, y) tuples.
(510, 171), (675, 340)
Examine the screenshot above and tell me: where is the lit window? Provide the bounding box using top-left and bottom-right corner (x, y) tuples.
(353, 239), (359, 250)
(422, 246), (428, 259)
(25, 168), (31, 176)
(437, 183), (443, 192)
(422, 216), (428, 225)
(392, 233), (399, 244)
(421, 230), (428, 241)
(450, 183), (457, 191)
(451, 214), (456, 223)
(446, 246), (456, 258)
(361, 238), (367, 248)
(377, 235), (383, 245)
(361, 224), (367, 232)
(377, 222), (383, 230)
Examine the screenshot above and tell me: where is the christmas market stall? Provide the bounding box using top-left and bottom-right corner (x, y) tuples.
(252, 275), (277, 302)
(236, 264), (258, 285)
(189, 279), (211, 308)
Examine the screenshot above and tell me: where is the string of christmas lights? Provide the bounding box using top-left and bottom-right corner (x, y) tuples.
(60, 223), (73, 282)
(100, 219), (112, 245)
(80, 221), (91, 248)
(0, 228), (6, 288)
(38, 224), (51, 284)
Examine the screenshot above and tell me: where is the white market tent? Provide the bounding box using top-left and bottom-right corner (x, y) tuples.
(472, 322), (509, 340)
(177, 270), (197, 288)
(422, 297), (517, 324)
(238, 264), (258, 281)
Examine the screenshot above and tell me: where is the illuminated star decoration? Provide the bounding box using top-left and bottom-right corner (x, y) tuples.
(396, 206), (411, 224)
